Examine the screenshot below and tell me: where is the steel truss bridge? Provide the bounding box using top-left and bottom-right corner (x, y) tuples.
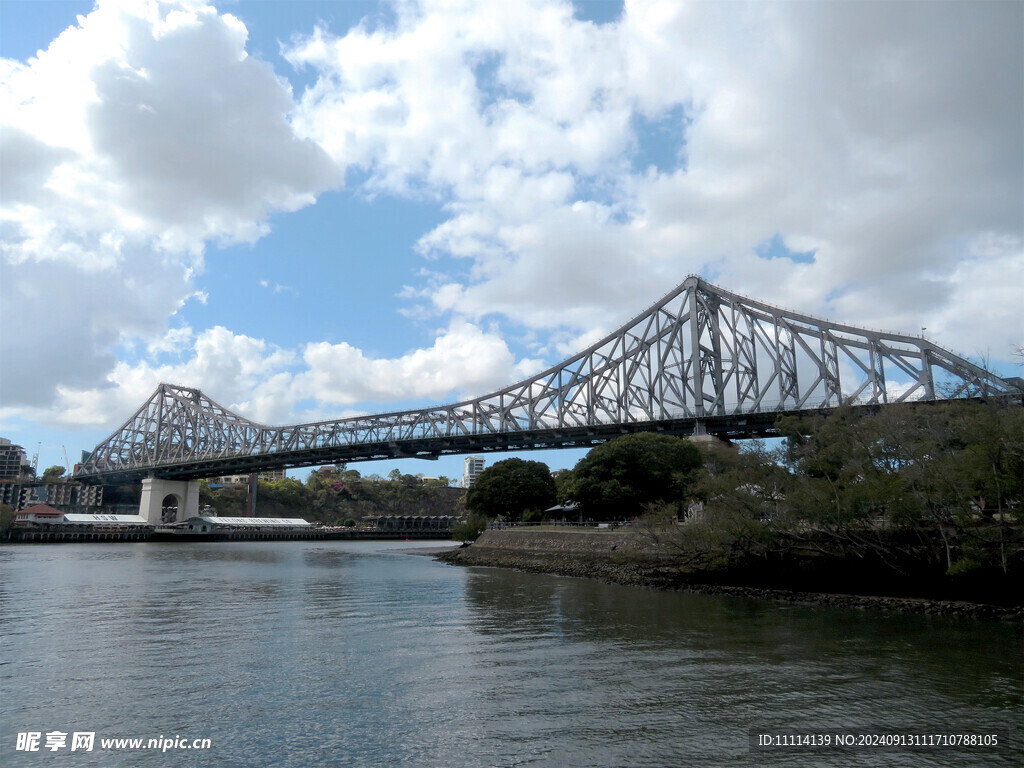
(75, 276), (1022, 483)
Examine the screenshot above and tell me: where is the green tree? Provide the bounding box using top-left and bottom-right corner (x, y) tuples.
(201, 482), (247, 516)
(571, 432), (703, 520)
(777, 401), (1024, 576)
(0, 503), (15, 534)
(466, 458), (556, 522)
(635, 401), (1023, 583)
(40, 465), (66, 483)
(258, 477), (312, 517)
(452, 511), (489, 541)
(553, 469), (578, 505)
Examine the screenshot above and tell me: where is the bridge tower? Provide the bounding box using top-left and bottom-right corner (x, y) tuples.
(139, 477), (200, 525)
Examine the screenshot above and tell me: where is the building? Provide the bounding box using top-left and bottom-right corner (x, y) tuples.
(0, 481), (103, 512)
(14, 504), (64, 523)
(0, 439), (31, 481)
(362, 514), (460, 533)
(208, 469), (286, 485)
(462, 456), (485, 488)
(15, 506), (148, 527)
(175, 516), (314, 539)
(11, 505), (153, 542)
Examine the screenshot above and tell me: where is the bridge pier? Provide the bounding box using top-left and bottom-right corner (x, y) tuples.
(688, 427), (736, 452)
(139, 477), (200, 525)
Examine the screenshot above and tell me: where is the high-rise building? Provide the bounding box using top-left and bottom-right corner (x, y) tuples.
(462, 456), (485, 488)
(0, 439), (31, 481)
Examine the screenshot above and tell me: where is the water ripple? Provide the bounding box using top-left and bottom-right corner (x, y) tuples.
(0, 540), (1019, 768)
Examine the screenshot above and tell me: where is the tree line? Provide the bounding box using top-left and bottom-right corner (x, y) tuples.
(200, 468), (464, 524)
(456, 431), (705, 538)
(692, 399), (1023, 582)
(458, 400), (1024, 587)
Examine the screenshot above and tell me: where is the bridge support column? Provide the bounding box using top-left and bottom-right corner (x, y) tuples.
(688, 432), (737, 453)
(139, 478), (200, 525)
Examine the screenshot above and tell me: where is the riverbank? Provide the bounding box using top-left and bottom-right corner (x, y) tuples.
(3, 526), (453, 543)
(437, 529), (1024, 622)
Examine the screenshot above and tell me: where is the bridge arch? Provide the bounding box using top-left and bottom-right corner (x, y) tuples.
(161, 493), (181, 524)
(75, 276), (1023, 485)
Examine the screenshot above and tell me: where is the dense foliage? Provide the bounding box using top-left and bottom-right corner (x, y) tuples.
(0, 503), (14, 534)
(451, 512), (489, 542)
(563, 432), (703, 520)
(466, 458), (556, 522)
(652, 400), (1024, 584)
(40, 466), (66, 483)
(200, 468), (464, 524)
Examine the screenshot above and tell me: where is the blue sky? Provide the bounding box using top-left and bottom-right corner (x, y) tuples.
(1, 0), (1021, 481)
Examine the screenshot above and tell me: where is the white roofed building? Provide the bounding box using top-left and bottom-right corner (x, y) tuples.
(174, 516), (316, 540)
(11, 505), (153, 542)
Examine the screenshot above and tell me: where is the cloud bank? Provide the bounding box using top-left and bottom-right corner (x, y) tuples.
(1, 0), (335, 409)
(3, 0), (1020, 434)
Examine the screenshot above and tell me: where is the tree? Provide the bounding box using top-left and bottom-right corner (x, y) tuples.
(777, 401), (1024, 576)
(466, 458), (556, 522)
(452, 511), (488, 541)
(0, 503), (15, 534)
(201, 482), (247, 516)
(40, 465), (65, 483)
(258, 477), (312, 517)
(553, 469), (578, 505)
(571, 432), (703, 520)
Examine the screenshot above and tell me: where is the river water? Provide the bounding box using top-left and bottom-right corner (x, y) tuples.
(1, 540), (1020, 767)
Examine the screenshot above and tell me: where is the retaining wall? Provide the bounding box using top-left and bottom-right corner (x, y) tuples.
(439, 529), (1023, 622)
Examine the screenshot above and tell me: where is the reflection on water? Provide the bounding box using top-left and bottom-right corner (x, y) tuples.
(460, 568), (1021, 767)
(0, 541), (1019, 768)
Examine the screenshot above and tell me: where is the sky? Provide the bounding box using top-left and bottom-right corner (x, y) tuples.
(1, 0), (1022, 482)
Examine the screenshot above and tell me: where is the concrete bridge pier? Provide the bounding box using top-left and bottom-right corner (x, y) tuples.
(688, 423), (736, 452)
(140, 477), (200, 525)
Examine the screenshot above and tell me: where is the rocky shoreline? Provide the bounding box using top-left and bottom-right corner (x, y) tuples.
(437, 530), (1024, 623)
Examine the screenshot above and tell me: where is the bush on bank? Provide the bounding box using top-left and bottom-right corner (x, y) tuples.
(452, 512), (489, 542)
(642, 400), (1024, 598)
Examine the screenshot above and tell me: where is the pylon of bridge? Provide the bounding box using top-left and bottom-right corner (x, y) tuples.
(75, 276), (1022, 482)
(139, 477), (200, 525)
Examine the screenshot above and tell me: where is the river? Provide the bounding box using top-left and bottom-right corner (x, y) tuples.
(1, 540), (1020, 767)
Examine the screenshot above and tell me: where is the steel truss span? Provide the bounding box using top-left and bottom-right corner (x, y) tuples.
(75, 276), (1022, 482)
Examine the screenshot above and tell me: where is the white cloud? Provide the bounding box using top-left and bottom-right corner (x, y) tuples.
(259, 279), (298, 295)
(5, 0), (1021, 439)
(16, 320), (541, 430)
(1, 0), (337, 408)
(287, 0), (1022, 362)
(41, 324), (297, 427)
(296, 319), (542, 407)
